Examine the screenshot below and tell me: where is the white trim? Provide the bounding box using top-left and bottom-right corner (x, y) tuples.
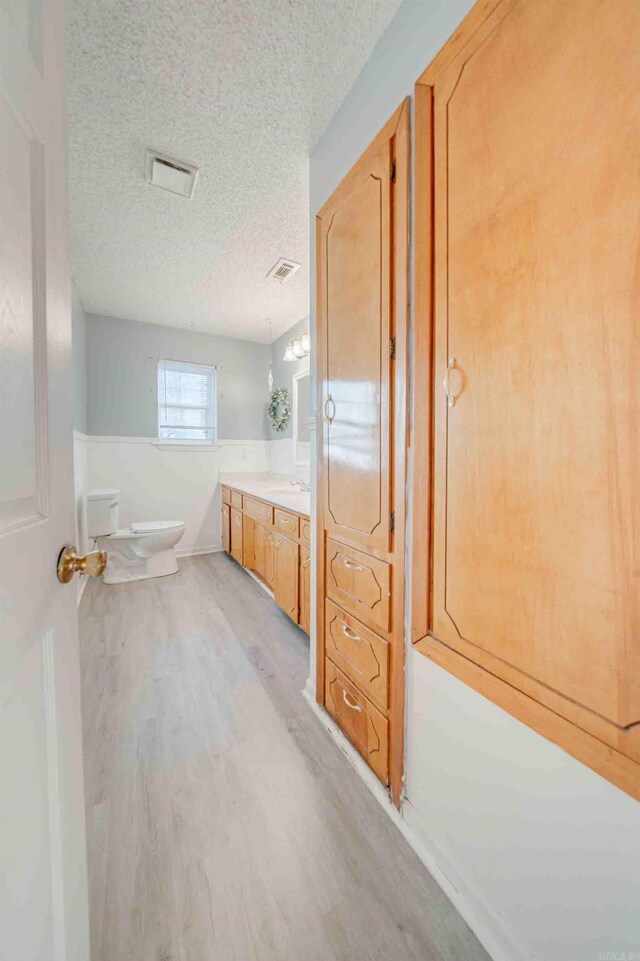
(154, 443), (221, 452)
(292, 365), (311, 467)
(73, 429), (89, 442)
(301, 689), (533, 961)
(76, 574), (89, 607)
(43, 630), (66, 961)
(175, 545), (223, 558)
(84, 435), (268, 446)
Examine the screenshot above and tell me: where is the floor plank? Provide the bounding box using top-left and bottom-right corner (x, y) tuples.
(79, 553), (489, 961)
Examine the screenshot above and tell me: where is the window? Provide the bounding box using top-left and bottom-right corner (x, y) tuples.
(157, 359), (217, 443)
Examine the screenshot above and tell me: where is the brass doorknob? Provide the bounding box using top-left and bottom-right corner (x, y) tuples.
(57, 545), (107, 584)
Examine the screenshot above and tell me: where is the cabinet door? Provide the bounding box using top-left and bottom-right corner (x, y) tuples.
(273, 533), (299, 622)
(431, 0), (640, 729)
(299, 546), (311, 635)
(230, 507), (243, 564)
(254, 522), (274, 589)
(242, 515), (255, 570)
(318, 140), (392, 554)
(222, 503), (230, 554)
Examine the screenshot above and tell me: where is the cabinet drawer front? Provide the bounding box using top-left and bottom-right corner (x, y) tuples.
(222, 486), (232, 505)
(274, 508), (299, 539)
(325, 539), (391, 637)
(300, 518), (311, 546)
(244, 496), (273, 524)
(230, 490), (243, 509)
(325, 600), (388, 711)
(325, 660), (388, 784)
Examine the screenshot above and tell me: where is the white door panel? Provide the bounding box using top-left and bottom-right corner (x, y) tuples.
(1, 2), (90, 959)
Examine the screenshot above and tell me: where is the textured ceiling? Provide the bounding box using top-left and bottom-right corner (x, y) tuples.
(68, 0), (401, 342)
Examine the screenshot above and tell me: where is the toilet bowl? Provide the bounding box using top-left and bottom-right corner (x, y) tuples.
(87, 489), (185, 584)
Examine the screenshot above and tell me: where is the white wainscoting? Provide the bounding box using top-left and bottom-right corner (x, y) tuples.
(268, 436), (311, 479)
(84, 436), (270, 556)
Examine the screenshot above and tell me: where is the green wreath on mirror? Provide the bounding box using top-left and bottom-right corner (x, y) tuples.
(268, 387), (291, 432)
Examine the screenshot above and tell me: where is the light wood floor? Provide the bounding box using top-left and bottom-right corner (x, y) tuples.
(79, 553), (489, 961)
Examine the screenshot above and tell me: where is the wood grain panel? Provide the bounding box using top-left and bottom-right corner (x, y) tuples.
(320, 143), (392, 554)
(300, 518), (311, 546)
(222, 486), (232, 506)
(325, 600), (388, 712)
(244, 497), (273, 525)
(325, 660), (388, 785)
(430, 0), (640, 729)
(222, 503), (230, 554)
(230, 490), (243, 509)
(230, 508), (243, 565)
(274, 508), (299, 539)
(273, 534), (299, 622)
(299, 546), (311, 635)
(325, 539), (391, 639)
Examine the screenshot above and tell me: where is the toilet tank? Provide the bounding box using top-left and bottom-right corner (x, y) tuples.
(87, 488), (119, 537)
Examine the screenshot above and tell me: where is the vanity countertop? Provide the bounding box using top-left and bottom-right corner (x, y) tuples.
(220, 472), (310, 517)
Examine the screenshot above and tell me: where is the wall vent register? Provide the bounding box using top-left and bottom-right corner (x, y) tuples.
(146, 149), (199, 199)
(157, 359), (217, 443)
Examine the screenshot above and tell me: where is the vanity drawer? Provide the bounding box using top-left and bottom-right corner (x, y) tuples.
(222, 486), (232, 505)
(274, 508), (298, 539)
(300, 518), (311, 546)
(230, 490), (243, 509)
(325, 660), (388, 784)
(325, 539), (391, 638)
(325, 600), (389, 712)
(244, 497), (273, 525)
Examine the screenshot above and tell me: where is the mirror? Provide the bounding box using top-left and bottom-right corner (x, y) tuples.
(293, 369), (311, 465)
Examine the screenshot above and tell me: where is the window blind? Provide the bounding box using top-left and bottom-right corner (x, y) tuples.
(157, 359), (217, 443)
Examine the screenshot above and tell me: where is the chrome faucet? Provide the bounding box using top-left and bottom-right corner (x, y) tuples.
(291, 479), (311, 493)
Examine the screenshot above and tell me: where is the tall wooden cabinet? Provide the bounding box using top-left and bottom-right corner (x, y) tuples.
(413, 0), (640, 798)
(316, 101), (409, 805)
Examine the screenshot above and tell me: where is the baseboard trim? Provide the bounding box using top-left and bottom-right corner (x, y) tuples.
(301, 688), (534, 961)
(176, 546), (223, 558)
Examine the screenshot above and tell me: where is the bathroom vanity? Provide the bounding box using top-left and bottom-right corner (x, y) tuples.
(220, 473), (311, 635)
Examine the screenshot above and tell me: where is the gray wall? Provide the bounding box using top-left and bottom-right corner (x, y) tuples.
(86, 313), (269, 439)
(71, 282), (87, 433)
(268, 317), (310, 440)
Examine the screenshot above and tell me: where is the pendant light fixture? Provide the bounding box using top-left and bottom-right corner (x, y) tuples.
(267, 319), (274, 392)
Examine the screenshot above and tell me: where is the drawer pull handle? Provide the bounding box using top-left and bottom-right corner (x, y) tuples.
(342, 690), (362, 713)
(302, 557), (310, 569)
(342, 625), (362, 642)
(443, 356), (461, 407)
(235, 516), (241, 525)
(324, 394), (336, 424)
(343, 558), (364, 572)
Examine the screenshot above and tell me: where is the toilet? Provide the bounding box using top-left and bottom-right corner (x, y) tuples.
(87, 488), (185, 584)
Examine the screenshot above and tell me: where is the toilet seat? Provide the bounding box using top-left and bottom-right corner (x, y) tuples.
(131, 520), (184, 533)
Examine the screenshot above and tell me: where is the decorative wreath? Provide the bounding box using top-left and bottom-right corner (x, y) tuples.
(268, 387), (291, 432)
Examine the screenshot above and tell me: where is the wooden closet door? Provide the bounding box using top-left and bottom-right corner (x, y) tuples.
(318, 141), (392, 553)
(431, 0), (640, 728)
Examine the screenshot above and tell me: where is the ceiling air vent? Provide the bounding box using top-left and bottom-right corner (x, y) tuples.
(146, 149), (199, 199)
(267, 257), (302, 283)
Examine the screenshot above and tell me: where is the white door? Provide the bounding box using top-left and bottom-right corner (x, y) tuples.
(1, 2), (91, 960)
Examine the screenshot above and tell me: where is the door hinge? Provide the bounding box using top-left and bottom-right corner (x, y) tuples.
(389, 511), (395, 533)
(389, 337), (396, 359)
(390, 160), (396, 183)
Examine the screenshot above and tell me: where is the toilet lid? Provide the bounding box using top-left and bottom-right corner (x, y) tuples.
(130, 520), (184, 533)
